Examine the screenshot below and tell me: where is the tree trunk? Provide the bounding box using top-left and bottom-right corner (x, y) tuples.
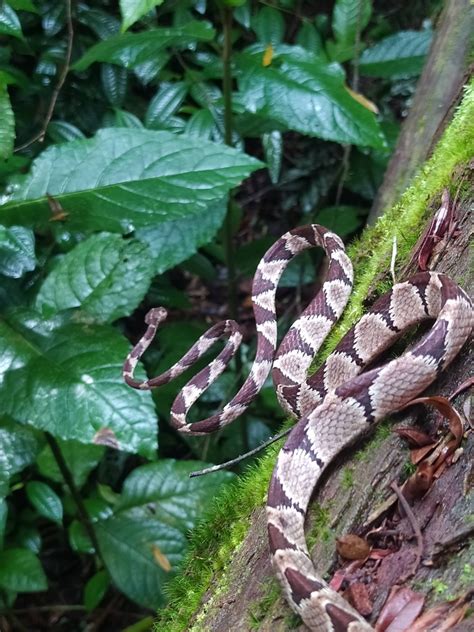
(368, 0), (473, 224)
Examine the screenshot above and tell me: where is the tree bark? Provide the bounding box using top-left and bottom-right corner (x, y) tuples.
(185, 187), (473, 631)
(368, 0), (473, 224)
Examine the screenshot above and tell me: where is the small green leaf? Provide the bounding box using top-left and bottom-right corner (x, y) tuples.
(69, 520), (95, 554)
(0, 417), (44, 497)
(26, 481), (63, 523)
(0, 81), (15, 159)
(0, 4), (24, 40)
(84, 570), (110, 611)
(253, 6), (285, 46)
(8, 0), (39, 13)
(0, 225), (35, 278)
(184, 108), (216, 139)
(330, 0), (371, 62)
(360, 30), (432, 77)
(262, 131), (282, 184)
(47, 121), (86, 143)
(120, 0), (165, 32)
(315, 205), (365, 237)
(0, 549), (47, 592)
(36, 439), (104, 489)
(145, 82), (187, 129)
(0, 500), (7, 548)
(73, 22), (215, 71)
(101, 64), (128, 106)
(36, 233), (155, 323)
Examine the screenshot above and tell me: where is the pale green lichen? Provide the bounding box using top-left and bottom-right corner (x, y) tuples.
(154, 81), (474, 632)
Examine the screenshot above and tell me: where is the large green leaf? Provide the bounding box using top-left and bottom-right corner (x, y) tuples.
(96, 460), (234, 608)
(120, 0), (165, 32)
(0, 225), (35, 278)
(36, 233), (154, 323)
(237, 52), (385, 148)
(73, 22), (215, 71)
(359, 30), (432, 77)
(0, 81), (15, 159)
(0, 549), (47, 592)
(0, 316), (157, 458)
(0, 128), (262, 232)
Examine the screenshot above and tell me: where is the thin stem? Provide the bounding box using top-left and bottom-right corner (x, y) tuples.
(15, 0), (74, 152)
(45, 434), (102, 561)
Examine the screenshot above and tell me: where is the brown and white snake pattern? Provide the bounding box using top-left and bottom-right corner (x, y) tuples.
(123, 224), (473, 631)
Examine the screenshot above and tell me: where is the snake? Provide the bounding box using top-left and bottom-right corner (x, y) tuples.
(123, 224), (473, 631)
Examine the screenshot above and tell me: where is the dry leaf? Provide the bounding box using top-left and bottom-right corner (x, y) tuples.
(375, 586), (425, 631)
(345, 86), (379, 113)
(93, 427), (120, 449)
(152, 545), (171, 572)
(262, 44), (273, 67)
(336, 534), (371, 560)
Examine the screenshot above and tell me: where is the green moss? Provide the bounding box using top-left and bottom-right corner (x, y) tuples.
(341, 467), (354, 490)
(155, 82), (474, 631)
(248, 579), (281, 629)
(355, 421), (392, 462)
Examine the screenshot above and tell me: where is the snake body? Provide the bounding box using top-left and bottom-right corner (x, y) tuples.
(123, 224), (473, 631)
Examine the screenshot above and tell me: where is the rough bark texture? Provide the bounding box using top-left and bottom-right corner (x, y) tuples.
(368, 0), (473, 224)
(187, 179), (473, 631)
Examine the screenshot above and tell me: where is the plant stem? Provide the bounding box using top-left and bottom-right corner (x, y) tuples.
(221, 5), (238, 322)
(45, 433), (102, 561)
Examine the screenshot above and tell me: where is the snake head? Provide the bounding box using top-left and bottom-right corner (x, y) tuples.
(145, 307), (167, 326)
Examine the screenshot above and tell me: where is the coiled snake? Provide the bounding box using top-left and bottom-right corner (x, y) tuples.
(123, 224), (473, 631)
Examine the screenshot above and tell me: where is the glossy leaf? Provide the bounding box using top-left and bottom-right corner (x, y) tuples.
(0, 549), (47, 592)
(26, 481), (63, 523)
(101, 64), (128, 106)
(0, 317), (157, 458)
(0, 128), (262, 233)
(135, 199), (226, 274)
(329, 0), (371, 62)
(253, 6), (285, 46)
(36, 233), (155, 323)
(0, 81), (14, 159)
(47, 121), (86, 143)
(120, 0), (165, 32)
(69, 520), (95, 554)
(184, 108), (216, 139)
(0, 4), (24, 40)
(237, 52), (385, 148)
(0, 225), (35, 278)
(145, 82), (187, 128)
(74, 22), (215, 71)
(262, 130), (282, 184)
(0, 417), (44, 497)
(96, 460), (234, 607)
(359, 30), (432, 77)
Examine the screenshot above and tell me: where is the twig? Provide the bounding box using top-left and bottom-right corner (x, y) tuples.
(390, 481), (424, 580)
(190, 427), (291, 477)
(15, 0), (74, 152)
(390, 235), (398, 284)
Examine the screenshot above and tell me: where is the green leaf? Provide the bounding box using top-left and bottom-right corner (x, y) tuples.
(296, 21), (325, 57)
(253, 6), (285, 46)
(135, 199), (226, 274)
(36, 439), (104, 489)
(145, 82), (187, 129)
(0, 549), (47, 592)
(96, 460), (234, 608)
(237, 52), (385, 148)
(262, 131), (282, 184)
(329, 0), (371, 62)
(0, 500), (7, 548)
(0, 417), (44, 497)
(8, 0), (39, 13)
(73, 22), (215, 71)
(0, 4), (24, 40)
(359, 30), (432, 77)
(36, 233), (155, 323)
(0, 317), (157, 458)
(106, 108), (143, 128)
(0, 81), (15, 159)
(184, 108), (216, 139)
(101, 64), (128, 106)
(26, 481), (63, 523)
(0, 225), (35, 278)
(0, 128), (262, 233)
(84, 570), (110, 611)
(8, 525), (42, 553)
(120, 0), (165, 32)
(47, 121), (86, 143)
(69, 520), (95, 554)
